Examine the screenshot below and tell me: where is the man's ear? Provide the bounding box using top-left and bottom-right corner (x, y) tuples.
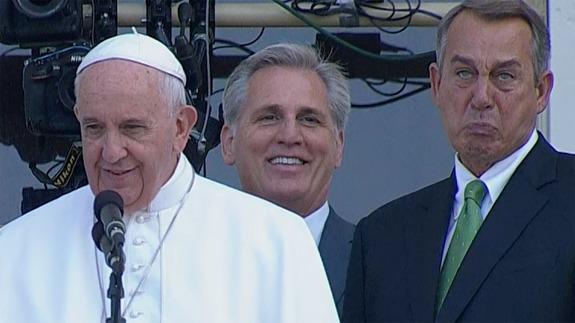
(220, 124), (236, 165)
(429, 62), (442, 108)
(73, 105), (80, 121)
(335, 130), (344, 169)
(535, 70), (554, 114)
(174, 105), (198, 152)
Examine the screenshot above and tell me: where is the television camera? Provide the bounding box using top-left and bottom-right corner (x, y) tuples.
(0, 0), (219, 212)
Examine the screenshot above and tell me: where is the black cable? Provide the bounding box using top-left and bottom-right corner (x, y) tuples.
(288, 0), (441, 23)
(359, 0), (416, 34)
(272, 0), (435, 64)
(213, 39), (255, 55)
(399, 79), (431, 86)
(416, 9), (442, 21)
(364, 77), (408, 97)
(352, 83), (430, 109)
(359, 0), (397, 21)
(291, 0), (333, 16)
(360, 0), (420, 21)
(365, 78), (388, 86)
(365, 78), (430, 87)
(360, 0), (441, 20)
(213, 27), (265, 53)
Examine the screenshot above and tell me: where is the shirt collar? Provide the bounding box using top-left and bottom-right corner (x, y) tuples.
(454, 130), (538, 214)
(146, 153), (195, 213)
(303, 201), (330, 247)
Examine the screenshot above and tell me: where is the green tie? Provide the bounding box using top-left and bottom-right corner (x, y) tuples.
(436, 179), (487, 313)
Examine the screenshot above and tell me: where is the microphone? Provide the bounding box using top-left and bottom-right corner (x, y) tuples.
(92, 192), (127, 322)
(94, 190), (125, 247)
(92, 221), (125, 274)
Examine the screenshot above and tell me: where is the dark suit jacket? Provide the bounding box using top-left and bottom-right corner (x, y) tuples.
(343, 136), (575, 322)
(319, 207), (355, 317)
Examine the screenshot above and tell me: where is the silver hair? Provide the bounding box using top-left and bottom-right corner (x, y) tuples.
(160, 72), (187, 117)
(74, 63), (186, 117)
(436, 0), (550, 82)
(222, 43), (351, 132)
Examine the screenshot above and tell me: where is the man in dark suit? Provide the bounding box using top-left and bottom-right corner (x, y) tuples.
(344, 0), (575, 322)
(219, 43), (355, 316)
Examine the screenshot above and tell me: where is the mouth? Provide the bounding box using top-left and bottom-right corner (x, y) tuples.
(104, 168), (134, 176)
(268, 156), (306, 166)
(465, 122), (498, 135)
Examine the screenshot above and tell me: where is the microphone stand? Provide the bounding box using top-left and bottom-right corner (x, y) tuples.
(92, 191), (127, 323)
(107, 246), (126, 323)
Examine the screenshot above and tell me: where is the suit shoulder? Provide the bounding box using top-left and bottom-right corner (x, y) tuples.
(324, 210), (355, 242)
(557, 151), (575, 173)
(361, 178), (452, 227)
(328, 210), (355, 229)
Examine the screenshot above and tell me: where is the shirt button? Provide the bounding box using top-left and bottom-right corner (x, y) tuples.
(136, 215), (147, 224)
(129, 310), (143, 318)
(133, 237), (146, 246)
(131, 264), (145, 272)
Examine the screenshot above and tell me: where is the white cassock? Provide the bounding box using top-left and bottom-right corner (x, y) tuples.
(0, 155), (339, 323)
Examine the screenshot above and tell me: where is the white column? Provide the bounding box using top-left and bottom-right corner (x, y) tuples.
(549, 0), (575, 153)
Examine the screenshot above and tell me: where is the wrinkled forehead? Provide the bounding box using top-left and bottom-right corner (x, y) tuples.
(75, 60), (172, 115)
(445, 12), (533, 61)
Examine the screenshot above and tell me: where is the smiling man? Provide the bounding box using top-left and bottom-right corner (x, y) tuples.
(0, 33), (339, 323)
(343, 1), (575, 322)
(220, 43), (355, 316)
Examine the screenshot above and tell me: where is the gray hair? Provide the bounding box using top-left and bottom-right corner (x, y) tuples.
(159, 72), (187, 117)
(436, 0), (550, 81)
(222, 43), (351, 132)
(74, 63), (186, 117)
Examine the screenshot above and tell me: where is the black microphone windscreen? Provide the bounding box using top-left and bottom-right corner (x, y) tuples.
(93, 190), (124, 221)
(91, 221), (105, 252)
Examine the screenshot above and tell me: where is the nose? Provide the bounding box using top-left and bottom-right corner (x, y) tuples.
(276, 119), (303, 145)
(101, 131), (128, 163)
(470, 76), (494, 111)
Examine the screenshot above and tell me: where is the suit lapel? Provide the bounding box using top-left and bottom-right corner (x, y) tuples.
(318, 208), (355, 308)
(406, 176), (456, 322)
(437, 136), (557, 322)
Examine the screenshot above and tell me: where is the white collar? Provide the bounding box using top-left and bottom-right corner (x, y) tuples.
(303, 201), (330, 246)
(144, 154), (195, 213)
(454, 129), (538, 216)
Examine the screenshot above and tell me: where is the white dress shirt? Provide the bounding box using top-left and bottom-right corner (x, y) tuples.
(303, 201), (330, 246)
(442, 130), (539, 263)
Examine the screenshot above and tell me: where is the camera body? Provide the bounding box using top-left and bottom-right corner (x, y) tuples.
(0, 0), (83, 46)
(0, 0), (117, 137)
(23, 46), (89, 137)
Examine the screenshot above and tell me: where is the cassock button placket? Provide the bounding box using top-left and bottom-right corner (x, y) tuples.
(131, 263), (145, 272)
(129, 310), (143, 319)
(135, 214), (151, 224)
(133, 237), (146, 246)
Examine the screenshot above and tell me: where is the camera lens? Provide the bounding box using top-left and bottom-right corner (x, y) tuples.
(12, 0), (68, 18)
(29, 0), (53, 5)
